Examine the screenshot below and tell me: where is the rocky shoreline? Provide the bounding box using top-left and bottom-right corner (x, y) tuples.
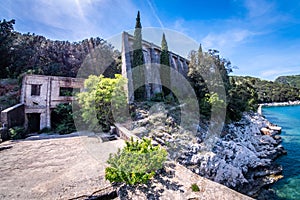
(178, 113), (286, 199)
(127, 102), (287, 199)
(260, 100), (300, 107)
(258, 100), (300, 115)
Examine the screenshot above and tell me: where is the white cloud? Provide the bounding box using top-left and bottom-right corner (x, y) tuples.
(261, 69), (293, 77)
(260, 67), (300, 79)
(173, 19), (188, 34)
(201, 29), (255, 50)
(244, 0), (275, 18)
(242, 0), (291, 28)
(4, 0), (139, 41)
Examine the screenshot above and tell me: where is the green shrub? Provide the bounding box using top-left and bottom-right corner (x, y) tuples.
(105, 137), (168, 185)
(51, 103), (76, 134)
(77, 74), (127, 132)
(191, 183), (200, 192)
(9, 126), (26, 140)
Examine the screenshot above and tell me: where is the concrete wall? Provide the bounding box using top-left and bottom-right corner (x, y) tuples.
(0, 103), (25, 129)
(114, 123), (139, 141)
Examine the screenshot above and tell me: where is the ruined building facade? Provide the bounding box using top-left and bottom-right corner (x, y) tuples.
(21, 75), (84, 131)
(121, 32), (189, 102)
(1, 75), (84, 132)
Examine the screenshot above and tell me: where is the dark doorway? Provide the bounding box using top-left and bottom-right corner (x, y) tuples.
(27, 113), (40, 133)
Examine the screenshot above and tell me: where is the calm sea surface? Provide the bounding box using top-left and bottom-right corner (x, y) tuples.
(262, 105), (300, 200)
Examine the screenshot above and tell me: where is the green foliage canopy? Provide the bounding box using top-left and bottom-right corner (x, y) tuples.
(188, 46), (231, 119)
(0, 19), (16, 78)
(77, 74), (127, 132)
(0, 19), (121, 79)
(51, 103), (76, 134)
(232, 76), (300, 103)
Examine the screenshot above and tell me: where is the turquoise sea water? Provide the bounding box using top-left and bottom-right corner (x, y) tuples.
(262, 105), (300, 200)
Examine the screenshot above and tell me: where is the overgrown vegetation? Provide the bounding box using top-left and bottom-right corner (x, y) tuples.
(105, 137), (168, 185)
(187, 45), (300, 121)
(9, 126), (26, 140)
(51, 103), (76, 134)
(188, 45), (239, 120)
(77, 74), (127, 132)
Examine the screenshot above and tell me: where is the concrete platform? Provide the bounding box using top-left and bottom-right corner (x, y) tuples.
(0, 133), (124, 199)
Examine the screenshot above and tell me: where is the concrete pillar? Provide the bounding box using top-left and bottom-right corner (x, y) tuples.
(40, 112), (48, 130)
(121, 32), (134, 103)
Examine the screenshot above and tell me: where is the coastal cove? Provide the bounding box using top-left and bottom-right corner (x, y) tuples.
(262, 105), (300, 200)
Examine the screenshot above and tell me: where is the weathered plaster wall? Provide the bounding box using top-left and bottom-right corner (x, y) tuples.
(21, 75), (84, 130)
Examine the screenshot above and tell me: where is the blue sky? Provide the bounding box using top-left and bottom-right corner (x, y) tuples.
(1, 0), (300, 80)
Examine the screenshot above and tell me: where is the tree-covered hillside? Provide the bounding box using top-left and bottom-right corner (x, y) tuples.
(275, 75), (300, 88)
(0, 19), (121, 79)
(231, 76), (300, 103)
(1, 18), (299, 123)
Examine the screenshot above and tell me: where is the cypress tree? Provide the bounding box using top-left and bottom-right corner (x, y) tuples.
(132, 11), (145, 100)
(160, 33), (171, 96)
(160, 33), (170, 67)
(197, 44), (203, 65)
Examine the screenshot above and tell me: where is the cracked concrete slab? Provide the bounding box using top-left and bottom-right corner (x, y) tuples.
(0, 133), (124, 200)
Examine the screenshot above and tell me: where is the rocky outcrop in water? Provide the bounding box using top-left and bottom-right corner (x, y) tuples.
(128, 103), (285, 199)
(178, 113), (285, 198)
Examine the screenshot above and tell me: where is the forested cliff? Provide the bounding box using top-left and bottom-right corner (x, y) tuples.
(275, 75), (300, 88)
(231, 76), (300, 103)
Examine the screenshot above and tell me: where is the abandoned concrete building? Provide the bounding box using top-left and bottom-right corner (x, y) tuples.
(1, 32), (190, 134)
(1, 75), (84, 132)
(122, 32), (189, 102)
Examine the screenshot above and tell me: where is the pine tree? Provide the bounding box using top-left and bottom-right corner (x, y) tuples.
(132, 11), (145, 100)
(160, 33), (171, 96)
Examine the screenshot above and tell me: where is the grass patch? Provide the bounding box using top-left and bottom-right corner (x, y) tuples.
(191, 183), (200, 192)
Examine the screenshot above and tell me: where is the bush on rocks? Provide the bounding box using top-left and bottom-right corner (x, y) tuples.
(105, 137), (167, 185)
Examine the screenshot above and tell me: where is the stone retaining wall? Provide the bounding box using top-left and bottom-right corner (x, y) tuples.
(114, 123), (139, 141)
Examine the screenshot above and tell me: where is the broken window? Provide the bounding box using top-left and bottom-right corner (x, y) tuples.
(59, 87), (80, 96)
(31, 84), (41, 96)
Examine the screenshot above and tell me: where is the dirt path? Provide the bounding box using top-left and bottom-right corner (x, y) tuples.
(0, 132), (124, 200)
